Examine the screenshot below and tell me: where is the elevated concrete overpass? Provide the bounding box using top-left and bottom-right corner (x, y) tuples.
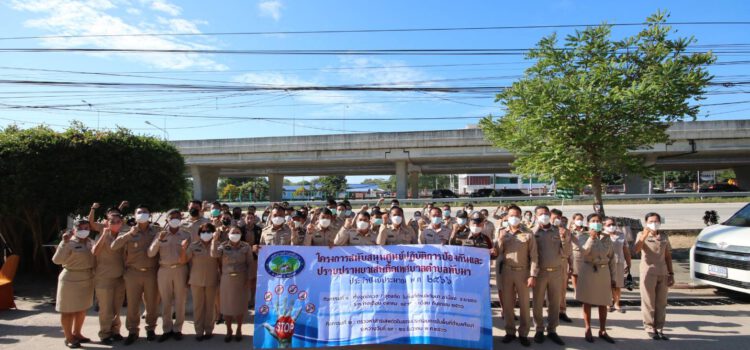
(172, 120), (750, 200)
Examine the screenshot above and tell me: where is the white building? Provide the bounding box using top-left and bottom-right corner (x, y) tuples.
(457, 173), (550, 195)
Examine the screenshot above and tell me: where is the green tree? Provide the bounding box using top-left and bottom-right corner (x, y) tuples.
(479, 11), (714, 215)
(318, 176), (348, 199)
(237, 177), (269, 201)
(0, 122), (188, 272)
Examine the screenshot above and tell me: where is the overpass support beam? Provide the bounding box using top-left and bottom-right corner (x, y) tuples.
(190, 166), (219, 201)
(623, 173), (650, 194)
(395, 161), (407, 199)
(409, 172), (420, 199)
(734, 166), (750, 189)
(268, 174), (284, 201)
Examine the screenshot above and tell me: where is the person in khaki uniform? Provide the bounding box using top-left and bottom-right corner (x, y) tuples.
(479, 209), (496, 239)
(531, 205), (571, 346)
(334, 211), (378, 246)
(242, 211), (263, 308)
(258, 207), (293, 247)
(183, 200), (209, 242)
(180, 222), (220, 341)
(604, 217), (631, 313)
(496, 205), (537, 347)
(90, 204), (128, 345)
(211, 226), (255, 343)
(550, 209), (572, 323)
(111, 210), (161, 345)
(377, 206), (417, 245)
(569, 212), (588, 290)
(419, 207), (451, 244)
(148, 209), (191, 342)
(575, 213), (617, 343)
(53, 220), (95, 349)
(301, 208), (338, 246)
(634, 212), (674, 341)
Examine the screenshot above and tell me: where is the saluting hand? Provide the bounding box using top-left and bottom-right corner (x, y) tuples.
(62, 230), (73, 243)
(212, 231), (221, 241)
(91, 202), (100, 210)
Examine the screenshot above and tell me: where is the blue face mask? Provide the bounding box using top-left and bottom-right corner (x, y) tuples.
(373, 218), (383, 225)
(344, 210), (352, 216)
(590, 222), (603, 232)
(330, 208), (337, 215)
(431, 217), (442, 225)
(211, 209), (221, 217)
(443, 210), (451, 217)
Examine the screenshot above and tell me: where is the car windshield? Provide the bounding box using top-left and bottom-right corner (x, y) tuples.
(723, 204), (750, 227)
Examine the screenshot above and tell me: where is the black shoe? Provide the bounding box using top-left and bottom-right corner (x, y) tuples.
(502, 334), (516, 343)
(204, 333), (213, 340)
(146, 330), (156, 341)
(519, 337), (531, 347)
(224, 335), (232, 343)
(100, 337), (113, 345)
(658, 331), (669, 341)
(112, 334), (124, 341)
(599, 331), (615, 344)
(216, 315), (224, 325)
(196, 335), (204, 342)
(559, 313), (572, 323)
(548, 332), (565, 346)
(585, 329), (594, 343)
(75, 336), (91, 344)
(124, 334), (138, 346)
(64, 340), (81, 349)
(158, 331), (173, 343)
(648, 331), (661, 340)
(534, 331), (545, 343)
(174, 332), (183, 341)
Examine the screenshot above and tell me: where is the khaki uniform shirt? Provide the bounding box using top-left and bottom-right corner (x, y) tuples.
(259, 225), (292, 246)
(637, 231), (671, 276)
(377, 224), (417, 245)
(334, 227), (377, 246)
(418, 224), (451, 244)
(182, 216), (210, 242)
(53, 237), (95, 270)
(185, 241), (220, 287)
(148, 227), (191, 266)
(94, 231), (125, 281)
(497, 227), (539, 277)
(532, 225), (572, 276)
(211, 240), (255, 279)
(111, 224), (160, 270)
(304, 225), (337, 246)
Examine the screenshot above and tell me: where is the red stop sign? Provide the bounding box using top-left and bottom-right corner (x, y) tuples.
(274, 316), (295, 340)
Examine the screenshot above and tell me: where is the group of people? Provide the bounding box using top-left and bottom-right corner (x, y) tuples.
(52, 198), (674, 348)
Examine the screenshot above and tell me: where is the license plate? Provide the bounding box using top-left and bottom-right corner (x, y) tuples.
(708, 265), (728, 278)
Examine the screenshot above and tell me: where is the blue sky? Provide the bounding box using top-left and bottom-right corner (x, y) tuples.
(0, 1), (748, 182)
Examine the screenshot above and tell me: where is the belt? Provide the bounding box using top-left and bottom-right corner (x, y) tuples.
(160, 264), (182, 269)
(64, 267), (91, 272)
(598, 264), (608, 268)
(131, 267), (152, 272)
(543, 267), (559, 272)
(228, 272), (245, 277)
(504, 266), (528, 271)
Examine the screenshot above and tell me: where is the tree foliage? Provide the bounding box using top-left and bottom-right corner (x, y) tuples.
(317, 175), (347, 199)
(0, 122), (188, 271)
(479, 11), (714, 214)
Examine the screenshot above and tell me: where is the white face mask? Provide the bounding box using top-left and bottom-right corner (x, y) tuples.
(319, 218), (331, 228)
(604, 225), (616, 233)
(285, 215), (292, 222)
(456, 218), (467, 225)
(228, 233), (242, 242)
(574, 220), (585, 227)
(470, 226), (482, 234)
(647, 222), (660, 231)
(507, 216), (521, 227)
(391, 216), (403, 225)
(75, 229), (90, 239)
(200, 232), (213, 242)
(271, 216), (286, 226)
(293, 221), (302, 228)
(136, 212), (150, 223)
(537, 214), (551, 225)
(168, 218), (181, 228)
(501, 221), (510, 228)
(356, 221), (370, 230)
(552, 218), (561, 227)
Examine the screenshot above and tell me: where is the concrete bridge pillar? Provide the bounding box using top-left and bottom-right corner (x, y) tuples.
(409, 172), (420, 199)
(268, 174), (284, 202)
(190, 166), (219, 201)
(623, 173), (650, 194)
(734, 166), (750, 190)
(395, 161), (407, 199)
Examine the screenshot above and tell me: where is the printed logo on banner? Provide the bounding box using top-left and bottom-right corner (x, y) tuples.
(265, 250), (305, 278)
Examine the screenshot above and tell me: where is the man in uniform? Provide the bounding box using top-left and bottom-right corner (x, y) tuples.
(184, 200), (210, 242)
(242, 210), (262, 308)
(550, 208), (572, 323)
(448, 216), (495, 251)
(111, 205), (161, 345)
(301, 209), (337, 247)
(479, 209), (496, 239)
(289, 211), (308, 245)
(419, 207), (451, 244)
(497, 205), (538, 347)
(442, 204), (455, 227)
(531, 206), (571, 346)
(334, 211), (378, 246)
(148, 209), (191, 342)
(257, 206), (293, 248)
(377, 206), (417, 245)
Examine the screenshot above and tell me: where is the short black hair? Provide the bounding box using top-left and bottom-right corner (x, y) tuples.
(199, 223), (216, 233)
(507, 205), (522, 214)
(190, 200), (202, 206)
(320, 208), (333, 216)
(550, 208), (563, 216)
(106, 207), (122, 216)
(327, 199), (337, 206)
(534, 205), (550, 214)
(645, 212), (662, 222)
(247, 205), (256, 211)
(430, 207), (442, 215)
(358, 211), (371, 220)
(587, 213), (602, 222)
(211, 201), (221, 206)
(232, 207), (242, 211)
(390, 206), (404, 215)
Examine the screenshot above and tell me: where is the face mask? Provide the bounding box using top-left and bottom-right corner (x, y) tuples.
(391, 216), (403, 225)
(189, 208), (200, 217)
(414, 215), (421, 220)
(604, 225), (616, 233)
(356, 221), (370, 230)
(470, 226), (482, 234)
(537, 214), (551, 225)
(501, 221), (510, 228)
(443, 210), (451, 217)
(457, 218), (467, 226)
(211, 209), (221, 217)
(169, 218), (181, 228)
(330, 208), (337, 215)
(200, 232), (213, 242)
(136, 212), (150, 223)
(75, 229), (90, 239)
(109, 223), (123, 233)
(507, 216), (521, 227)
(319, 219), (332, 228)
(574, 220), (584, 227)
(228, 233), (241, 242)
(271, 217), (286, 226)
(293, 221), (302, 228)
(233, 213), (241, 220)
(431, 217), (442, 225)
(285, 215), (292, 222)
(466, 207), (473, 212)
(373, 218), (383, 226)
(222, 219), (231, 226)
(590, 222), (603, 232)
(344, 210), (352, 217)
(552, 218), (561, 227)
(647, 222), (660, 231)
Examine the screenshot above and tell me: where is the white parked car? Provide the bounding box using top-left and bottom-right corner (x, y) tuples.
(690, 203), (750, 294)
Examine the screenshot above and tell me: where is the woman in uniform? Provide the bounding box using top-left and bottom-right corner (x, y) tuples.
(575, 213), (616, 343)
(52, 219), (96, 348)
(569, 213), (588, 290)
(604, 217), (631, 313)
(211, 226), (255, 342)
(181, 223), (221, 341)
(634, 212), (674, 340)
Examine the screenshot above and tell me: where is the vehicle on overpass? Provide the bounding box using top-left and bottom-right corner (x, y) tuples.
(701, 183), (746, 192)
(432, 189), (459, 199)
(469, 188), (498, 197)
(691, 203), (750, 295)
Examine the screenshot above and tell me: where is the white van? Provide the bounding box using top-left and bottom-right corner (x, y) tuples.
(690, 203), (750, 294)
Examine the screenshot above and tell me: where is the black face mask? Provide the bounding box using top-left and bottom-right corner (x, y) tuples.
(233, 213), (241, 220)
(189, 208), (200, 217)
(222, 219), (231, 226)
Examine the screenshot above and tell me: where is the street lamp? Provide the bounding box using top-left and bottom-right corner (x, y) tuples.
(144, 120), (169, 140)
(81, 100), (100, 130)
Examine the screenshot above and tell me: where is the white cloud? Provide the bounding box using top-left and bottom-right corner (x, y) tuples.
(336, 56), (431, 87)
(7, 0), (227, 70)
(258, 0), (282, 21)
(149, 0), (181, 16)
(126, 7), (141, 15)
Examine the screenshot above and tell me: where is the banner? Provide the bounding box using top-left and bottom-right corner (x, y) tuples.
(253, 245), (492, 349)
